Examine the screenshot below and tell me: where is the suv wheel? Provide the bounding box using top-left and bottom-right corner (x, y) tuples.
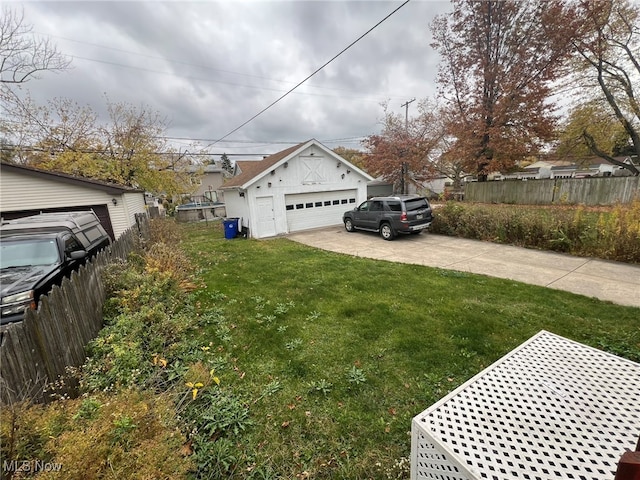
(344, 218), (354, 232)
(379, 222), (394, 241)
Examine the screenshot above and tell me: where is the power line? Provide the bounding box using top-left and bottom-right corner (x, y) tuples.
(209, 0), (411, 147)
(68, 55), (389, 102)
(42, 31), (412, 100)
(1, 118), (367, 146)
(0, 144), (270, 157)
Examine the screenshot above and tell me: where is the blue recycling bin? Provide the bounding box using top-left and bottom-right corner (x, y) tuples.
(223, 218), (239, 239)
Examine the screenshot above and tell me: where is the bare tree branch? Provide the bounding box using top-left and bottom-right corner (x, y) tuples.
(583, 129), (639, 174)
(0, 6), (71, 85)
(569, 0), (640, 173)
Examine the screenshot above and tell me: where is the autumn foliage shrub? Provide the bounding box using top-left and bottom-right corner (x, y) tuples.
(0, 391), (192, 480)
(431, 200), (640, 263)
(148, 217), (183, 245)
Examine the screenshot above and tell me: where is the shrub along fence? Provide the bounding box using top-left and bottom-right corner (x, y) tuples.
(465, 176), (640, 205)
(0, 213), (149, 405)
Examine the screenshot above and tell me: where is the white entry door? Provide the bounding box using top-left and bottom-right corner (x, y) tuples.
(255, 196), (276, 238)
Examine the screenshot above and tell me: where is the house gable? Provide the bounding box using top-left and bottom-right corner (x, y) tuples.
(223, 139), (373, 190)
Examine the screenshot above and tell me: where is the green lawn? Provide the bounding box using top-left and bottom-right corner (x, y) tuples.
(179, 220), (640, 479)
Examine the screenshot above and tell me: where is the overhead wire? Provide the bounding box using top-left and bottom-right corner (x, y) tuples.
(24, 5), (412, 153)
(41, 33), (410, 101)
(67, 55), (394, 102)
(207, 0), (411, 147)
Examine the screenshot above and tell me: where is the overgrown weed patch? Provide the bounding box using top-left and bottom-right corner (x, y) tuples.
(431, 200), (640, 263)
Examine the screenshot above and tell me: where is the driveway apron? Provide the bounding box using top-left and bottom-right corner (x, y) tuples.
(287, 225), (640, 308)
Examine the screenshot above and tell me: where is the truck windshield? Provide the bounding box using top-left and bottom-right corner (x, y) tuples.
(0, 239), (61, 269)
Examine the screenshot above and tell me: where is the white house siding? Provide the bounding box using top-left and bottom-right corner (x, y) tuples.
(224, 191), (251, 231)
(107, 191), (147, 238)
(194, 172), (225, 200)
(422, 177), (448, 196)
(1, 170), (109, 211)
(243, 145), (369, 238)
(0, 168), (145, 239)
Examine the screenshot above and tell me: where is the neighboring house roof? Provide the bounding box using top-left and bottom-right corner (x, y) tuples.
(524, 160), (576, 170)
(233, 160), (262, 177)
(1, 162), (143, 194)
(222, 139), (373, 190)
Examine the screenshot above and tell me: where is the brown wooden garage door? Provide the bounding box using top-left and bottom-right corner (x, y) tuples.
(1, 204), (115, 240)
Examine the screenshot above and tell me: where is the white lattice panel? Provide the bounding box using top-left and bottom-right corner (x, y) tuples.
(411, 331), (640, 480)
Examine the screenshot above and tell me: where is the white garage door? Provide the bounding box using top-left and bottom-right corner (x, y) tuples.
(285, 190), (357, 232)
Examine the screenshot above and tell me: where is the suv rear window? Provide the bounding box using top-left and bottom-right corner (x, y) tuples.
(405, 198), (429, 211)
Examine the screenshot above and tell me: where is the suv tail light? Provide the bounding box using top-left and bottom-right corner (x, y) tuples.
(400, 212), (407, 221)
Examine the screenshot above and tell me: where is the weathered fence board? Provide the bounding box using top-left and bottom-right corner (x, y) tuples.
(465, 176), (640, 205)
(0, 215), (149, 405)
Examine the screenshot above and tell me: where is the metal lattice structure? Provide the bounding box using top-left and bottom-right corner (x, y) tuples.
(411, 331), (640, 480)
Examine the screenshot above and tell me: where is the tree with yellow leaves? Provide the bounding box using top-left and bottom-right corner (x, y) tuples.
(3, 93), (205, 195)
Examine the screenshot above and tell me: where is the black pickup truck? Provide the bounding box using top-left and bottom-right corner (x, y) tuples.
(0, 211), (111, 325)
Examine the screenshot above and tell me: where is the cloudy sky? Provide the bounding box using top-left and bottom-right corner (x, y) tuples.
(12, 1), (452, 158)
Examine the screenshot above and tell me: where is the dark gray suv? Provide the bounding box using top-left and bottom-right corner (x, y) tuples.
(342, 195), (433, 240)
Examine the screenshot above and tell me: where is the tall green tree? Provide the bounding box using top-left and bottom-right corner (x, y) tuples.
(431, 0), (578, 180)
(220, 153), (233, 175)
(557, 101), (632, 162)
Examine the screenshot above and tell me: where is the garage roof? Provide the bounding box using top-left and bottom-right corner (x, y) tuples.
(221, 139), (373, 190)
(1, 162), (144, 194)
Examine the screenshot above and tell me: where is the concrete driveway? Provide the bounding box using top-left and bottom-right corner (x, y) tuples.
(287, 225), (640, 308)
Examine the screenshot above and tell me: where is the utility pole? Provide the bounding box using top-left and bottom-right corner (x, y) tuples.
(401, 98), (415, 130)
(399, 98), (415, 194)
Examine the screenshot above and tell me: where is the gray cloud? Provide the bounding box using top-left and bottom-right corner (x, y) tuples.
(13, 0), (451, 157)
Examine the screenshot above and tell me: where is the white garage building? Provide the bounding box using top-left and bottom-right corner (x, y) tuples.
(222, 139), (373, 239)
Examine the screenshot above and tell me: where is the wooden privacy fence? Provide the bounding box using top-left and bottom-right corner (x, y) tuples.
(0, 213), (149, 405)
(465, 176), (640, 205)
